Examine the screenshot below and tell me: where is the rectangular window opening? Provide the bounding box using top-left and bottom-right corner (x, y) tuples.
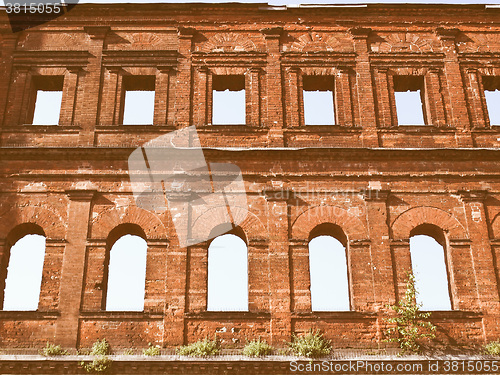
(303, 75), (335, 126)
(212, 75), (245, 125)
(31, 76), (64, 125)
(122, 75), (155, 125)
(393, 75), (426, 126)
(483, 76), (500, 126)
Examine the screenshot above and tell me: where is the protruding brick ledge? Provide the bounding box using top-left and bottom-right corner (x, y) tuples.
(0, 355), (498, 374)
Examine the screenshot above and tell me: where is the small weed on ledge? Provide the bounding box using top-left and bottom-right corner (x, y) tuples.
(243, 337), (273, 357)
(288, 330), (331, 358)
(143, 343), (161, 356)
(485, 341), (500, 356)
(40, 342), (68, 356)
(177, 337), (220, 357)
(80, 339), (112, 373)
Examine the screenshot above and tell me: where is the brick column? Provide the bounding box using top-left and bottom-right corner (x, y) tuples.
(435, 27), (473, 147)
(144, 240), (168, 314)
(262, 27), (284, 147)
(265, 189), (291, 345)
(175, 27), (195, 128)
(153, 67), (171, 126)
(56, 190), (95, 349)
(248, 240), (270, 312)
(425, 68), (446, 127)
(163, 241), (188, 346)
(0, 33), (17, 130)
(289, 241), (310, 312)
(193, 66), (208, 127)
(389, 240), (412, 303)
(79, 27), (109, 146)
(246, 67), (261, 127)
(363, 190), (395, 309)
(335, 67), (354, 127)
(459, 190), (499, 310)
(350, 27), (378, 147)
(373, 68), (392, 128)
(7, 67), (31, 126)
(38, 239), (65, 312)
(285, 67), (301, 128)
(185, 243), (207, 313)
(98, 67), (120, 125)
(59, 68), (80, 126)
(464, 67), (487, 129)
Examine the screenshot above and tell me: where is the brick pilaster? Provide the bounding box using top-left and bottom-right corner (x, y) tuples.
(55, 190), (95, 349)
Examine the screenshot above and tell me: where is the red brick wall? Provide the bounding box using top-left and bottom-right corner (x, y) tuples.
(0, 4), (499, 351)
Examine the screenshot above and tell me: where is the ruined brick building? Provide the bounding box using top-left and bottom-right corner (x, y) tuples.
(1, 2), (500, 370)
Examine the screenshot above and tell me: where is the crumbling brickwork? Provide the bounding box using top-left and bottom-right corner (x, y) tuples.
(0, 3), (500, 355)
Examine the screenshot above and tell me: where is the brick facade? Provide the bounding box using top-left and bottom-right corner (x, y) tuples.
(0, 3), (500, 354)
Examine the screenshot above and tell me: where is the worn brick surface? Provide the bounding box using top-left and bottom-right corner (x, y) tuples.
(0, 3), (499, 356)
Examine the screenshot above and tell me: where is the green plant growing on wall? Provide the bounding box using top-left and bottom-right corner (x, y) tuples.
(485, 341), (500, 356)
(80, 339), (112, 373)
(143, 343), (161, 356)
(384, 272), (436, 355)
(40, 342), (68, 356)
(242, 337), (273, 357)
(288, 330), (331, 358)
(176, 336), (220, 357)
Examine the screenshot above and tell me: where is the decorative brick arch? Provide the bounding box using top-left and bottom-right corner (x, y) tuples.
(391, 206), (468, 240)
(291, 205), (368, 242)
(491, 213), (500, 239)
(191, 206), (268, 243)
(289, 32), (350, 52)
(91, 206), (167, 240)
(0, 205), (66, 240)
(200, 33), (256, 52)
(371, 33), (435, 52)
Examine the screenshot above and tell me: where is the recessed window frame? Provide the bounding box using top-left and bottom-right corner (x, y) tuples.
(206, 227), (249, 312)
(27, 75), (64, 126)
(211, 74), (246, 126)
(301, 75), (336, 126)
(1, 223), (47, 311)
(120, 75), (156, 126)
(481, 75), (500, 127)
(307, 223), (351, 312)
(392, 75), (427, 126)
(408, 224), (454, 311)
(102, 224), (148, 312)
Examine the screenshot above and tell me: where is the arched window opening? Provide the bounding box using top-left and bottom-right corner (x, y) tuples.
(207, 233), (248, 311)
(105, 233), (147, 312)
(410, 225), (452, 311)
(2, 228), (46, 311)
(308, 224), (350, 312)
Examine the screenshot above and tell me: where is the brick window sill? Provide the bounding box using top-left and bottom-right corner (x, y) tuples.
(0, 310), (59, 319)
(197, 125), (269, 133)
(381, 125), (456, 133)
(423, 310), (482, 319)
(285, 125), (362, 133)
(79, 311), (163, 320)
(292, 311), (376, 319)
(95, 125), (177, 133)
(2, 125), (81, 133)
(185, 311), (271, 319)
